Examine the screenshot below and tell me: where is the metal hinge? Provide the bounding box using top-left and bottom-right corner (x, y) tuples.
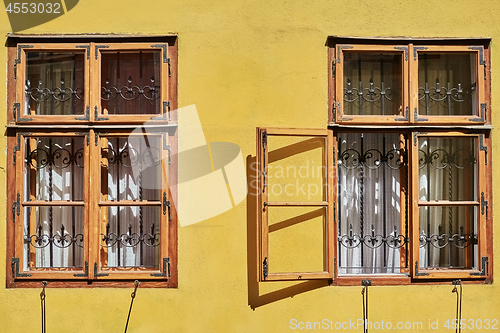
(263, 257), (268, 279)
(480, 134), (488, 165)
(394, 46), (408, 61)
(75, 132), (90, 146)
(94, 262), (109, 277)
(332, 102), (340, 121)
(470, 257), (489, 276)
(414, 107), (428, 122)
(395, 106), (409, 121)
(12, 193), (20, 223)
(481, 192), (488, 220)
(14, 44), (34, 80)
(95, 132), (108, 146)
(12, 257), (31, 278)
(163, 192), (171, 220)
(95, 45), (109, 59)
(150, 258), (171, 277)
(73, 262), (89, 277)
(14, 102), (32, 122)
(94, 106), (109, 121)
(75, 106), (90, 121)
(468, 46), (487, 80)
(469, 103), (486, 122)
(75, 45), (90, 60)
(414, 261), (429, 276)
(413, 46), (428, 61)
(151, 101), (170, 120)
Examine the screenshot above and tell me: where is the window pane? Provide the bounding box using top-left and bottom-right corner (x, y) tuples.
(338, 133), (407, 274)
(101, 51), (161, 115)
(23, 206), (84, 269)
(102, 136), (162, 201)
(343, 52), (403, 116)
(24, 137), (85, 202)
(266, 135), (326, 202)
(418, 53), (477, 116)
(101, 206), (161, 268)
(419, 206), (478, 269)
(418, 137), (477, 201)
(268, 206), (327, 274)
(25, 52), (85, 115)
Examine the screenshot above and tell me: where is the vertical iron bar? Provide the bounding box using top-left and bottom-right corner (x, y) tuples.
(358, 57), (363, 115)
(139, 51), (143, 114)
(426, 137), (431, 266)
(71, 138), (76, 267)
(380, 58), (385, 115)
(424, 54), (430, 116)
(139, 139), (144, 267)
(117, 138), (121, 267)
(404, 135), (409, 269)
(48, 139), (53, 268)
(446, 54), (451, 116)
(337, 135), (342, 269)
(117, 52), (121, 115)
(449, 163), (453, 267)
(382, 136), (387, 269)
(360, 134), (364, 268)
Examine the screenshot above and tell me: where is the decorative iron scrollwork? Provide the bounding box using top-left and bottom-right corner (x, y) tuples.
(25, 79), (84, 103)
(100, 222), (160, 248)
(339, 147), (404, 170)
(26, 147), (84, 169)
(419, 226), (477, 249)
(339, 224), (407, 249)
(24, 224), (84, 249)
(101, 146), (161, 168)
(344, 78), (394, 104)
(418, 149), (476, 170)
(101, 76), (160, 102)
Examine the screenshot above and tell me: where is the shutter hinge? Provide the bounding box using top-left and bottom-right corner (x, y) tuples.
(163, 192), (170, 220)
(470, 257), (489, 276)
(480, 134), (488, 165)
(73, 261), (89, 277)
(165, 144), (171, 164)
(150, 257), (171, 277)
(481, 192), (488, 220)
(12, 193), (20, 223)
(12, 257), (31, 278)
(263, 257), (268, 279)
(94, 262), (109, 277)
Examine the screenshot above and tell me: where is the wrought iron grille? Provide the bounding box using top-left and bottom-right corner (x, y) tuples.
(101, 76), (160, 102)
(25, 78), (84, 103)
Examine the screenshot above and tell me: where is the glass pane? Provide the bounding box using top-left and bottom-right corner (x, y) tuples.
(101, 51), (161, 115)
(343, 52), (403, 116)
(268, 206), (327, 274)
(419, 206), (478, 269)
(338, 133), (406, 274)
(102, 136), (162, 201)
(24, 137), (85, 202)
(25, 52), (85, 115)
(418, 137), (477, 201)
(418, 53), (477, 116)
(101, 206), (161, 268)
(266, 135), (326, 202)
(23, 206), (84, 269)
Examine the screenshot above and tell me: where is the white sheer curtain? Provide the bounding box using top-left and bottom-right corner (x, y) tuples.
(338, 133), (404, 274)
(104, 137), (161, 268)
(23, 137), (85, 269)
(418, 137), (478, 269)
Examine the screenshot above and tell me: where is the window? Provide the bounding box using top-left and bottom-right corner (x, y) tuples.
(257, 39), (491, 283)
(7, 38), (177, 287)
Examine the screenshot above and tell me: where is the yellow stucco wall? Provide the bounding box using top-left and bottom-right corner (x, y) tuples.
(1, 1), (500, 332)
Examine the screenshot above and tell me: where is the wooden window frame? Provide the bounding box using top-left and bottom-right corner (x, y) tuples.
(257, 38), (491, 284)
(410, 45), (486, 125)
(257, 128), (336, 281)
(411, 131), (488, 279)
(6, 36), (178, 288)
(333, 44), (410, 125)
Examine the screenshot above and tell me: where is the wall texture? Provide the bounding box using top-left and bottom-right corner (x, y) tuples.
(1, 1), (500, 332)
